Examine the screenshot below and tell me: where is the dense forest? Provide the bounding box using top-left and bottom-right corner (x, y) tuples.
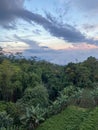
(0, 49), (98, 130)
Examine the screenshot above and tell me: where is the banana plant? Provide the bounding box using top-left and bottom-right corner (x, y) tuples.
(20, 105), (46, 130)
(0, 111), (13, 128)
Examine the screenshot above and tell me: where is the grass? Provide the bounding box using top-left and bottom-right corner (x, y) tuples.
(36, 106), (89, 130)
(80, 107), (98, 130)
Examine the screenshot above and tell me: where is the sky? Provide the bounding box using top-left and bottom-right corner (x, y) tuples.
(1, 0), (98, 65)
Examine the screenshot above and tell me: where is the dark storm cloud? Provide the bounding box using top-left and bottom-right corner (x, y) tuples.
(0, 0), (98, 44)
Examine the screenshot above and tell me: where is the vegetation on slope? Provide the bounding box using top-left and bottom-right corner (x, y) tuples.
(0, 49), (98, 129)
(37, 106), (89, 130)
(80, 107), (98, 130)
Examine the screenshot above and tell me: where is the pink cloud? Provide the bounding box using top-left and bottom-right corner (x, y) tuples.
(51, 43), (98, 50)
(70, 43), (98, 50)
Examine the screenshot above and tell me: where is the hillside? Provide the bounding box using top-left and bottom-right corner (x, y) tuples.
(37, 106), (98, 130)
(1, 55), (98, 129)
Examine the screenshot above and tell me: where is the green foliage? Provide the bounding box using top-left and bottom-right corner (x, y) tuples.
(37, 106), (88, 130)
(80, 107), (98, 130)
(1, 54), (98, 129)
(0, 102), (7, 112)
(18, 85), (49, 107)
(0, 125), (23, 130)
(0, 111), (13, 128)
(0, 59), (22, 101)
(41, 106), (98, 130)
(5, 102), (22, 125)
(47, 93), (68, 117)
(91, 87), (98, 106)
(62, 85), (76, 97)
(83, 56), (98, 82)
(79, 89), (95, 108)
(20, 105), (46, 130)
(65, 63), (92, 88)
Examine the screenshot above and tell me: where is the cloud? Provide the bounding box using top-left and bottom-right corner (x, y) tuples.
(82, 24), (98, 33)
(0, 0), (98, 44)
(14, 34), (38, 47)
(83, 24), (96, 30)
(2, 34), (98, 65)
(0, 41), (29, 53)
(14, 34), (51, 52)
(2, 24), (17, 30)
(72, 0), (98, 12)
(13, 10), (96, 44)
(23, 45), (98, 65)
(14, 35), (61, 63)
(32, 29), (41, 35)
(0, 0), (24, 26)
